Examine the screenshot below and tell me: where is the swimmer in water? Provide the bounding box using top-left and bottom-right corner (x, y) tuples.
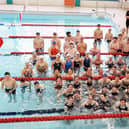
(121, 64), (129, 76)
(52, 32), (61, 49)
(124, 86), (129, 101)
(77, 37), (87, 56)
(57, 84), (75, 102)
(80, 95), (98, 111)
(64, 97), (74, 114)
(73, 76), (82, 92)
(21, 62), (33, 78)
(86, 77), (93, 92)
(1, 72), (17, 103)
(51, 54), (64, 73)
(97, 94), (111, 112)
(94, 24), (103, 46)
(29, 52), (39, 66)
(114, 98), (129, 113)
(111, 74), (122, 90)
(73, 91), (82, 108)
(34, 81), (45, 105)
(33, 32), (44, 52)
(109, 66), (120, 76)
(36, 57), (48, 76)
(74, 30), (83, 45)
(105, 56), (115, 71)
(110, 86), (120, 104)
(55, 77), (63, 94)
(98, 73), (111, 90)
(122, 71), (129, 90)
(19, 78), (31, 100)
(64, 68), (74, 78)
(93, 54), (103, 70)
(81, 67), (92, 77)
(53, 69), (61, 78)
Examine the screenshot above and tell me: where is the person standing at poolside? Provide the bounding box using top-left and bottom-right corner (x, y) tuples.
(33, 32), (44, 52)
(1, 72), (17, 103)
(126, 9), (129, 34)
(94, 24), (103, 46)
(77, 37), (87, 56)
(52, 32), (61, 49)
(74, 30), (83, 45)
(48, 40), (60, 60)
(64, 32), (74, 52)
(105, 28), (113, 44)
(64, 42), (77, 59)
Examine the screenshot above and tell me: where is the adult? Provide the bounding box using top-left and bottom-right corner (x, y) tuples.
(77, 37), (87, 56)
(29, 52), (39, 66)
(74, 30), (83, 45)
(73, 52), (82, 75)
(1, 72), (17, 103)
(48, 40), (60, 60)
(19, 78), (31, 99)
(82, 53), (92, 71)
(105, 28), (113, 44)
(33, 32), (44, 52)
(51, 54), (64, 73)
(34, 81), (45, 105)
(105, 56), (115, 70)
(64, 31), (74, 52)
(126, 9), (129, 34)
(93, 54), (103, 69)
(64, 42), (77, 59)
(90, 42), (100, 56)
(64, 54), (73, 73)
(114, 98), (129, 113)
(36, 57), (48, 76)
(94, 24), (103, 45)
(21, 62), (33, 78)
(109, 37), (119, 53)
(52, 32), (61, 49)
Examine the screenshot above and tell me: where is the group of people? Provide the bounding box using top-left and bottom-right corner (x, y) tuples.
(1, 24), (129, 114)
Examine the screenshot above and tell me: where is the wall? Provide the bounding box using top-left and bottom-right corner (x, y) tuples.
(0, 0), (6, 4)
(13, 0), (64, 6)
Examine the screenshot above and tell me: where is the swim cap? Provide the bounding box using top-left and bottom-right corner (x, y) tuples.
(52, 40), (56, 44)
(76, 52), (80, 55)
(56, 53), (60, 57)
(67, 54), (70, 57)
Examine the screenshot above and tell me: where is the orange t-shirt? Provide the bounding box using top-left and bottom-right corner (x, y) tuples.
(51, 47), (58, 55)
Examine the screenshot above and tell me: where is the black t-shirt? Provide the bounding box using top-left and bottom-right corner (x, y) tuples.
(126, 10), (129, 21)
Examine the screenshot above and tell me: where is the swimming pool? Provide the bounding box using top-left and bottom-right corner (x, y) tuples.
(0, 13), (129, 129)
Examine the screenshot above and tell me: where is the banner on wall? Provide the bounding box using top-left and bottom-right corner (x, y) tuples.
(75, 0), (80, 6)
(7, 0), (13, 4)
(64, 0), (80, 7)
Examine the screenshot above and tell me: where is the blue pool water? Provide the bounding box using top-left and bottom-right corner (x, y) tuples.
(0, 13), (129, 129)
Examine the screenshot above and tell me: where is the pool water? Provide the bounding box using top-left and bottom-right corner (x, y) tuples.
(0, 13), (129, 129)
